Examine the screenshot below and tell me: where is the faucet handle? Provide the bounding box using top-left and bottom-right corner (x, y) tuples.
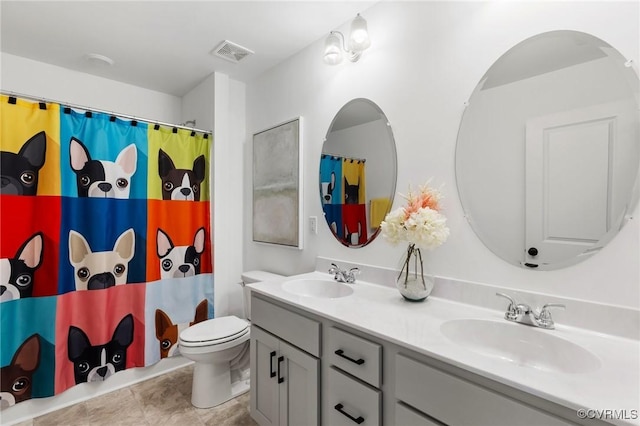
(538, 303), (565, 328)
(329, 263), (347, 282)
(346, 267), (360, 283)
(541, 303), (566, 311)
(496, 292), (516, 305)
(496, 292), (519, 321)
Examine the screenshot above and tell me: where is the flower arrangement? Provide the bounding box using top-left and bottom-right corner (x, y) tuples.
(380, 180), (449, 301)
(380, 181), (450, 250)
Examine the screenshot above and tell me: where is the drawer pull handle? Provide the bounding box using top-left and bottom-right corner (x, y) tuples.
(334, 403), (364, 424)
(277, 356), (284, 384)
(269, 351), (276, 378)
(335, 349), (365, 365)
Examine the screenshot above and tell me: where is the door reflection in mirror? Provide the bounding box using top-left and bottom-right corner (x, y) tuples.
(455, 30), (639, 270)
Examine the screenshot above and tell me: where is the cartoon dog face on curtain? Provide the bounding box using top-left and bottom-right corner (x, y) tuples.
(67, 314), (134, 384)
(321, 172), (336, 205)
(344, 176), (360, 205)
(156, 228), (205, 279)
(69, 138), (137, 199)
(158, 149), (205, 201)
(68, 229), (135, 290)
(0, 233), (44, 302)
(0, 132), (47, 196)
(0, 334), (41, 409)
(155, 300), (208, 359)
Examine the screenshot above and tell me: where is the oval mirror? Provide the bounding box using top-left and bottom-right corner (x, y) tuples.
(456, 30), (639, 270)
(320, 98), (397, 247)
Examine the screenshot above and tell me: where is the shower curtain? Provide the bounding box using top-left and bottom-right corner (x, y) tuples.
(0, 95), (213, 407)
(319, 154), (367, 245)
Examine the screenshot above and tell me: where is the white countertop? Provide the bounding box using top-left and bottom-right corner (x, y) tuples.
(249, 271), (640, 426)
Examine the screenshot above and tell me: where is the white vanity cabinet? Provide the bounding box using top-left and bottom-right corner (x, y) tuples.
(250, 296), (320, 426)
(250, 292), (595, 426)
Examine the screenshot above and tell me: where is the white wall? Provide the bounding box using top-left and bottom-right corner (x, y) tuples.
(182, 74), (215, 131)
(244, 1), (640, 308)
(1, 53), (182, 122)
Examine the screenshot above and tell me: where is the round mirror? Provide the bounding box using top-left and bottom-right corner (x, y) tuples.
(456, 30), (639, 270)
(320, 98), (397, 247)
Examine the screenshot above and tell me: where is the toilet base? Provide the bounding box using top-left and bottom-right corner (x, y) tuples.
(231, 377), (250, 398)
(190, 361), (233, 409)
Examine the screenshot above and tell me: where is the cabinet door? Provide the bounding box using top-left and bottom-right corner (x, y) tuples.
(279, 340), (320, 426)
(251, 326), (281, 426)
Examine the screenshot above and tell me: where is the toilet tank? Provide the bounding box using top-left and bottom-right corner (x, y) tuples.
(240, 271), (286, 320)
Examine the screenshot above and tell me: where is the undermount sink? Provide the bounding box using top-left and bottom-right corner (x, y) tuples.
(281, 279), (354, 299)
(440, 319), (601, 374)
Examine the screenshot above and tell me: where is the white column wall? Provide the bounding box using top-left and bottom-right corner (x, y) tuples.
(212, 73), (247, 318)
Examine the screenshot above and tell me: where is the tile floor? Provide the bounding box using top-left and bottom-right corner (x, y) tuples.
(15, 365), (257, 426)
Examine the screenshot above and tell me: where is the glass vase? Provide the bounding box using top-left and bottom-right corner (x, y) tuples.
(395, 244), (434, 302)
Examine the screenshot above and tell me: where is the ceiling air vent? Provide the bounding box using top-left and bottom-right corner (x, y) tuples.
(211, 40), (254, 64)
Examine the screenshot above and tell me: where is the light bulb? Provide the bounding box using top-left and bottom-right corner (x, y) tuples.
(323, 32), (344, 65)
(349, 14), (371, 52)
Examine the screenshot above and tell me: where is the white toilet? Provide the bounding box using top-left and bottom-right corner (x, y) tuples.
(179, 270), (285, 408)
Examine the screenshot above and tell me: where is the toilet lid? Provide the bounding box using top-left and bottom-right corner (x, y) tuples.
(179, 316), (249, 345)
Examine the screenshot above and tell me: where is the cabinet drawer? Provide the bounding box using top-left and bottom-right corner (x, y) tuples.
(252, 295), (321, 356)
(395, 354), (573, 426)
(326, 327), (382, 387)
(326, 367), (381, 426)
(395, 403), (443, 426)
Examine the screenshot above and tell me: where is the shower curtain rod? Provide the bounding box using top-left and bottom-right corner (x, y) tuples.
(1, 90), (213, 134)
(321, 152), (366, 163)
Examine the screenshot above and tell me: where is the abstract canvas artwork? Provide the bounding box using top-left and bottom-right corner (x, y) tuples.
(252, 118), (302, 248)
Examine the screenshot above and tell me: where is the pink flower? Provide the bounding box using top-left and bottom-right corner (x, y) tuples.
(402, 182), (442, 219)
(381, 180), (449, 250)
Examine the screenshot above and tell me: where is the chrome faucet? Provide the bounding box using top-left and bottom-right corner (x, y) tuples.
(328, 263), (360, 283)
(496, 292), (565, 329)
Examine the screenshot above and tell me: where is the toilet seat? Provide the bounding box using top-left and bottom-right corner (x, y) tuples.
(179, 316), (249, 348)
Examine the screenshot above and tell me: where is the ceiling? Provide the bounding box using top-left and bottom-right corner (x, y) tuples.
(1, 1), (376, 97)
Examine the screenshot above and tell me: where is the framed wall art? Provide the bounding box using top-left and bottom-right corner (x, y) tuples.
(252, 118), (302, 249)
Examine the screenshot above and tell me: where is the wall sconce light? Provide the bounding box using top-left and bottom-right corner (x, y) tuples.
(323, 13), (371, 65)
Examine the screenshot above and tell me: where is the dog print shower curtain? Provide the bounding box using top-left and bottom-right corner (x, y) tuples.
(0, 95), (213, 408)
(319, 154), (367, 246)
